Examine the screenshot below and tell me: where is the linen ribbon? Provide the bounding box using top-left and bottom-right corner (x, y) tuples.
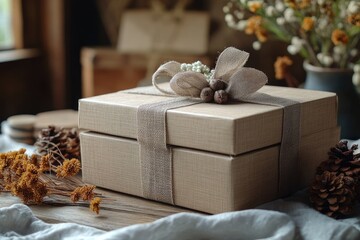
(136, 47), (301, 204)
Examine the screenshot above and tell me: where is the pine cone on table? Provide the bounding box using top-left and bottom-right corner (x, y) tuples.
(310, 141), (360, 218)
(310, 171), (356, 218)
(318, 141), (360, 175)
(62, 128), (81, 160)
(35, 126), (80, 164)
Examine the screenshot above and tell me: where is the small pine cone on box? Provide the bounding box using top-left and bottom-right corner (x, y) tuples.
(35, 126), (80, 164)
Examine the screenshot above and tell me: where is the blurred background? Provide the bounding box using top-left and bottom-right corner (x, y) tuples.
(0, 0), (305, 123)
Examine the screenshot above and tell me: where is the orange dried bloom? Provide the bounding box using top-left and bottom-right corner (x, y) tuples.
(1, 149), (102, 214)
(0, 157), (12, 171)
(39, 155), (51, 172)
(33, 182), (48, 203)
(80, 185), (95, 201)
(90, 197), (101, 214)
(5, 182), (13, 191)
(15, 184), (35, 204)
(70, 190), (81, 202)
(299, 0), (311, 9)
(29, 154), (39, 167)
(15, 153), (26, 162)
(274, 56), (293, 79)
(285, 0), (310, 9)
(56, 158), (81, 178)
(71, 185), (96, 201)
(248, 1), (262, 13)
(302, 17), (315, 32)
(10, 159), (25, 175)
(16, 162), (28, 176)
(245, 16), (262, 35)
(18, 171), (38, 188)
(4, 174), (12, 184)
(245, 16), (268, 42)
(255, 29), (268, 42)
(285, 0), (297, 8)
(18, 149), (26, 154)
(331, 29), (348, 45)
(14, 163), (39, 188)
(348, 13), (360, 27)
(26, 163), (38, 175)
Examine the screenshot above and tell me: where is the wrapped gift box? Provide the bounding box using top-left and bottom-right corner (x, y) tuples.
(78, 85), (339, 213)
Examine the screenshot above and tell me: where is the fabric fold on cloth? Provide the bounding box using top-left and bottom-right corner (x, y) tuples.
(1, 190), (360, 240)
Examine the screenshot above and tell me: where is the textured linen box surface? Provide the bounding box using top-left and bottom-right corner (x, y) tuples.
(79, 85), (340, 213)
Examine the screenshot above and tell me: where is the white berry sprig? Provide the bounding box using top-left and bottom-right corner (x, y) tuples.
(180, 61), (215, 81)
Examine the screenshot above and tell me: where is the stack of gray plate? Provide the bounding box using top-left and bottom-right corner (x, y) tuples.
(1, 115), (36, 145)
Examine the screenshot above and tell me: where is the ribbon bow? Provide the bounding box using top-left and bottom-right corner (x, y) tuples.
(152, 47), (268, 103)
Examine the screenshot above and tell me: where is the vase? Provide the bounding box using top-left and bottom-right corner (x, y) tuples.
(303, 61), (360, 140)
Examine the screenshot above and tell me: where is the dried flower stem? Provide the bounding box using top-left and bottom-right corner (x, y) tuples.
(299, 31), (322, 66)
(0, 148), (104, 214)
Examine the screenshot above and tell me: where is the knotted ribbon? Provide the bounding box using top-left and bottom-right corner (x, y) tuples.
(136, 47), (301, 205)
(152, 47), (268, 100)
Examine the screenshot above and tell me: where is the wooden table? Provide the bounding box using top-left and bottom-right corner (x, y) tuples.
(0, 187), (197, 231)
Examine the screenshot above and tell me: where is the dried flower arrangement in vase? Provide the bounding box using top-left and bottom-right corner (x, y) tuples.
(224, 0), (360, 138)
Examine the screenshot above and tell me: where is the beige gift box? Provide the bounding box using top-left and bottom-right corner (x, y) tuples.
(79, 85), (340, 213)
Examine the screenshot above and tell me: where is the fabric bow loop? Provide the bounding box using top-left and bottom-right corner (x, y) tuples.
(213, 47), (249, 82)
(169, 72), (209, 97)
(227, 68), (268, 100)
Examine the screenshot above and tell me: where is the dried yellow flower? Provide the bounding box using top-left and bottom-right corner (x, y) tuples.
(0, 157), (12, 171)
(56, 158), (81, 178)
(10, 159), (24, 175)
(274, 56), (293, 79)
(29, 154), (39, 167)
(26, 163), (39, 175)
(248, 1), (262, 13)
(90, 197), (101, 214)
(1, 148), (102, 214)
(18, 171), (39, 188)
(348, 13), (360, 27)
(302, 17), (314, 32)
(71, 185), (96, 201)
(39, 155), (51, 172)
(299, 0), (311, 9)
(80, 185), (96, 201)
(4, 182), (13, 191)
(16, 184), (35, 204)
(4, 174), (12, 184)
(285, 0), (297, 9)
(331, 29), (349, 45)
(255, 29), (268, 42)
(33, 182), (48, 203)
(245, 16), (268, 42)
(70, 190), (81, 202)
(245, 16), (262, 35)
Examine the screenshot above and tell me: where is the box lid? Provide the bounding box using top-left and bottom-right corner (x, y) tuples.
(78, 85), (337, 155)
